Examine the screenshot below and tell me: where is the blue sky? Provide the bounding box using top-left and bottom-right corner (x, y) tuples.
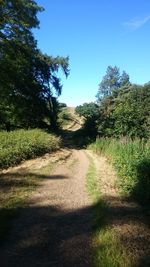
(34, 0), (150, 106)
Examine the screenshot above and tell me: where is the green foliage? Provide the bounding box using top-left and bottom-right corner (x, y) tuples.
(97, 66), (130, 101)
(0, 129), (60, 169)
(95, 66), (150, 139)
(0, 0), (69, 131)
(58, 103), (67, 108)
(89, 138), (150, 203)
(97, 83), (150, 138)
(75, 102), (99, 119)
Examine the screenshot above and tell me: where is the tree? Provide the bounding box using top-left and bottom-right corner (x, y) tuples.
(112, 85), (150, 138)
(97, 84), (150, 138)
(119, 71), (130, 87)
(0, 0), (69, 131)
(96, 66), (130, 102)
(75, 102), (99, 119)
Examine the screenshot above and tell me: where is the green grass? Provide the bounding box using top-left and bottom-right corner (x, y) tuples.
(0, 129), (60, 240)
(0, 129), (61, 169)
(86, 153), (130, 267)
(86, 155), (99, 201)
(89, 138), (150, 203)
(94, 229), (130, 267)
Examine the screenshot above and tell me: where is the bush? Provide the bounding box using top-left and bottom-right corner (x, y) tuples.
(89, 138), (150, 203)
(0, 129), (61, 169)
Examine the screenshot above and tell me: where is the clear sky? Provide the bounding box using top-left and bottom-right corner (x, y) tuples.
(34, 0), (150, 106)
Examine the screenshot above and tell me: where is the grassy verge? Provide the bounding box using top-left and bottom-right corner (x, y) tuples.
(0, 128), (59, 241)
(86, 153), (130, 267)
(0, 162), (53, 243)
(89, 138), (150, 203)
(0, 173), (38, 242)
(0, 129), (61, 169)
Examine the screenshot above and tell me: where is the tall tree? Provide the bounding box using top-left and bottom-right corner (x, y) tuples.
(97, 66), (130, 102)
(97, 84), (150, 138)
(0, 0), (69, 130)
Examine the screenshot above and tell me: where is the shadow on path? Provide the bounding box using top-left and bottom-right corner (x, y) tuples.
(99, 195), (150, 267)
(0, 195), (150, 267)
(0, 203), (93, 267)
(0, 172), (68, 189)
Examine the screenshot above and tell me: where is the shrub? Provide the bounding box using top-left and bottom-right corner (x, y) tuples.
(0, 129), (60, 169)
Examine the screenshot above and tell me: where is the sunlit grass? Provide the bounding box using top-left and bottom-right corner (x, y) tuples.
(86, 153), (130, 267)
(89, 138), (150, 203)
(93, 229), (130, 267)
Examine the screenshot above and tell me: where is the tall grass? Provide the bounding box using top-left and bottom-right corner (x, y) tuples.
(89, 138), (150, 203)
(0, 129), (61, 169)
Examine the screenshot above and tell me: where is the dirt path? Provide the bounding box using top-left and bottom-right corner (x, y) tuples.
(0, 149), (93, 267)
(1, 124), (149, 267)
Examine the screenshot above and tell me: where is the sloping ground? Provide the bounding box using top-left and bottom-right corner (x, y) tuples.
(62, 107), (84, 131)
(88, 150), (150, 267)
(0, 149), (93, 267)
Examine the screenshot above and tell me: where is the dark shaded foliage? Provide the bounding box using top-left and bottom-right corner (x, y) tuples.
(0, 0), (69, 131)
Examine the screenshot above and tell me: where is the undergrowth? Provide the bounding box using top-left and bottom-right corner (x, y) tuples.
(0, 129), (60, 169)
(89, 139), (150, 203)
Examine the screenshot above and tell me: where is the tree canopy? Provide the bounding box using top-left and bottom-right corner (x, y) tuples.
(75, 102), (99, 119)
(78, 66), (150, 140)
(96, 66), (130, 101)
(96, 81), (150, 139)
(0, 0), (69, 131)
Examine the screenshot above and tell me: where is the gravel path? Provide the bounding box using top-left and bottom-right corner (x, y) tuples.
(0, 150), (93, 267)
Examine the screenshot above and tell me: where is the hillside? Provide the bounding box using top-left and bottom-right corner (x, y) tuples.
(60, 107), (84, 131)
